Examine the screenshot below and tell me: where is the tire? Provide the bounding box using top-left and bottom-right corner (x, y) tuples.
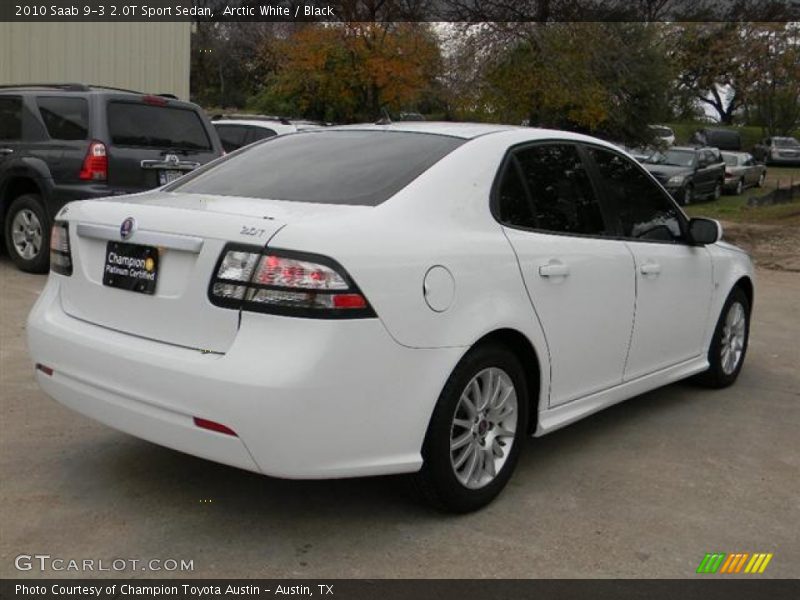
(735, 178), (744, 196)
(694, 287), (750, 389)
(681, 185), (694, 206)
(712, 180), (722, 200)
(414, 343), (529, 513)
(757, 172), (765, 188)
(4, 194), (50, 273)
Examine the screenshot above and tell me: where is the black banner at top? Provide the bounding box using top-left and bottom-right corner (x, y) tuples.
(2, 0), (800, 22)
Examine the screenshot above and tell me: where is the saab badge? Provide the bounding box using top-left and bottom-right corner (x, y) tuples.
(120, 217), (136, 240)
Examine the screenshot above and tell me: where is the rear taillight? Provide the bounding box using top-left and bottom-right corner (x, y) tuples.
(209, 245), (375, 318)
(79, 141), (108, 181)
(50, 221), (72, 276)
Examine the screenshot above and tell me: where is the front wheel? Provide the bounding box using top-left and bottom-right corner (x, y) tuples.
(712, 181), (723, 200)
(414, 343), (529, 513)
(695, 287), (750, 388)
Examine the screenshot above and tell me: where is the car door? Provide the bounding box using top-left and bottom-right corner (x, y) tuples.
(694, 150), (716, 194)
(585, 146), (714, 380)
(0, 95), (24, 164)
(497, 142), (636, 407)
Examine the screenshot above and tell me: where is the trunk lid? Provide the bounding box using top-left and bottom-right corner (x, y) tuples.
(59, 192), (354, 352)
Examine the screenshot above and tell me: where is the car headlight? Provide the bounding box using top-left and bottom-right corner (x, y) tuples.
(667, 175), (686, 186)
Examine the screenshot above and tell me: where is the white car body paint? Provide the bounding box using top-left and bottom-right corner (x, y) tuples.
(27, 123), (754, 479)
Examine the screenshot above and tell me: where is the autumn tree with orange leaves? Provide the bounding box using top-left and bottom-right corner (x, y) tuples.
(252, 23), (442, 123)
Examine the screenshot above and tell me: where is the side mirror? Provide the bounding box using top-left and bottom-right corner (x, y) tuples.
(688, 218), (722, 245)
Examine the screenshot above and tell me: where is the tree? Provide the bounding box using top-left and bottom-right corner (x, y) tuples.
(445, 23), (673, 144)
(258, 23), (442, 122)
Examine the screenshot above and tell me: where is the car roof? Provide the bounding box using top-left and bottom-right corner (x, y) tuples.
(327, 121), (522, 139)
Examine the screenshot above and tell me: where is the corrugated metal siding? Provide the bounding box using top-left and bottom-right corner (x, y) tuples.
(0, 23), (190, 99)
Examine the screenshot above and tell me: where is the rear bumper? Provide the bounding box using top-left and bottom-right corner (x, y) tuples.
(28, 278), (465, 478)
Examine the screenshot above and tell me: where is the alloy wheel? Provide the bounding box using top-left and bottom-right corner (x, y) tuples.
(720, 302), (746, 375)
(11, 209), (43, 260)
(449, 367), (518, 489)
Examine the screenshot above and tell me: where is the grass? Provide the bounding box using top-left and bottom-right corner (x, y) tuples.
(684, 166), (800, 224)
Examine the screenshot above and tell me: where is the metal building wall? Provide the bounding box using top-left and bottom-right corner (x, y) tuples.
(0, 22), (191, 99)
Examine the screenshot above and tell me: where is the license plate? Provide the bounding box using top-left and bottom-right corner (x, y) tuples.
(158, 169), (185, 185)
(103, 241), (159, 295)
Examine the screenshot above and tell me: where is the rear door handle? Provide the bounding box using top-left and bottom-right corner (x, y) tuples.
(640, 261), (661, 276)
(538, 262), (570, 278)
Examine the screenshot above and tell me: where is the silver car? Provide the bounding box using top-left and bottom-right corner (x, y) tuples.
(721, 152), (767, 195)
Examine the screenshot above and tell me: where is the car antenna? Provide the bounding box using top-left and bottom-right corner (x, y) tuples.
(375, 107), (392, 125)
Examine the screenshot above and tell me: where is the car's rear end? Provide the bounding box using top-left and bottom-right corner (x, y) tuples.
(27, 128), (471, 480)
(94, 92), (223, 194)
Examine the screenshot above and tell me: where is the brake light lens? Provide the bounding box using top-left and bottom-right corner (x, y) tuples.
(78, 141), (108, 181)
(50, 221), (72, 276)
(209, 245), (375, 318)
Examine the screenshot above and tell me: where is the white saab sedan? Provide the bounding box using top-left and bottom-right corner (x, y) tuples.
(28, 123), (753, 512)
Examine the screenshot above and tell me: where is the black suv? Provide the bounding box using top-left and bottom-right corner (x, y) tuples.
(641, 146), (726, 205)
(0, 84), (223, 272)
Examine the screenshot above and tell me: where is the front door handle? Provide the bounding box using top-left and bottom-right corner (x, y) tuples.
(539, 262), (570, 278)
(0, 148), (13, 155)
(640, 261), (661, 276)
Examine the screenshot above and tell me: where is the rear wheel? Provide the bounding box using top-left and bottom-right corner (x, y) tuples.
(695, 287), (750, 388)
(734, 178), (744, 195)
(414, 343), (528, 513)
(4, 194), (50, 273)
(757, 172), (765, 188)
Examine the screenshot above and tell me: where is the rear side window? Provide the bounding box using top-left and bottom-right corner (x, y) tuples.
(588, 147), (683, 242)
(214, 125), (248, 153)
(0, 96), (23, 140)
(107, 102), (211, 151)
(36, 97), (89, 140)
(170, 131), (465, 206)
(247, 127), (276, 144)
(508, 143), (607, 236)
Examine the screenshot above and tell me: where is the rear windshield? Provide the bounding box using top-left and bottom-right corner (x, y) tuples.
(107, 101), (211, 151)
(168, 131), (466, 206)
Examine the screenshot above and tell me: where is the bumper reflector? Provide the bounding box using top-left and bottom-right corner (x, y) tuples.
(36, 363), (54, 376)
(193, 417), (237, 437)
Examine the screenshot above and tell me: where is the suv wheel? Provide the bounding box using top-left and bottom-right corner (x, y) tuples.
(5, 194), (50, 273)
(414, 343), (528, 513)
(712, 181), (722, 200)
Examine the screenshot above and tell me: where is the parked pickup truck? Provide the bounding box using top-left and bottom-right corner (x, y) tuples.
(641, 146), (726, 205)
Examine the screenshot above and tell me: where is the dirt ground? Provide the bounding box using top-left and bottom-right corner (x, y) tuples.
(721, 213), (800, 272)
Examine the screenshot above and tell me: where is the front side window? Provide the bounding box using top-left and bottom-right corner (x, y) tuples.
(588, 147), (683, 242)
(36, 97), (88, 140)
(508, 143), (607, 235)
(0, 96), (23, 141)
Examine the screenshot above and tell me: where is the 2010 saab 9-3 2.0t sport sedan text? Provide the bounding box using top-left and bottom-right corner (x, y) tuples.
(28, 123), (754, 512)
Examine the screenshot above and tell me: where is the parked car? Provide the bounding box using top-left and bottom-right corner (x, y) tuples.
(721, 152), (767, 195)
(28, 123), (754, 512)
(689, 128), (742, 151)
(642, 146), (726, 205)
(212, 116), (323, 153)
(752, 136), (800, 165)
(648, 125), (675, 147)
(0, 83), (223, 272)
